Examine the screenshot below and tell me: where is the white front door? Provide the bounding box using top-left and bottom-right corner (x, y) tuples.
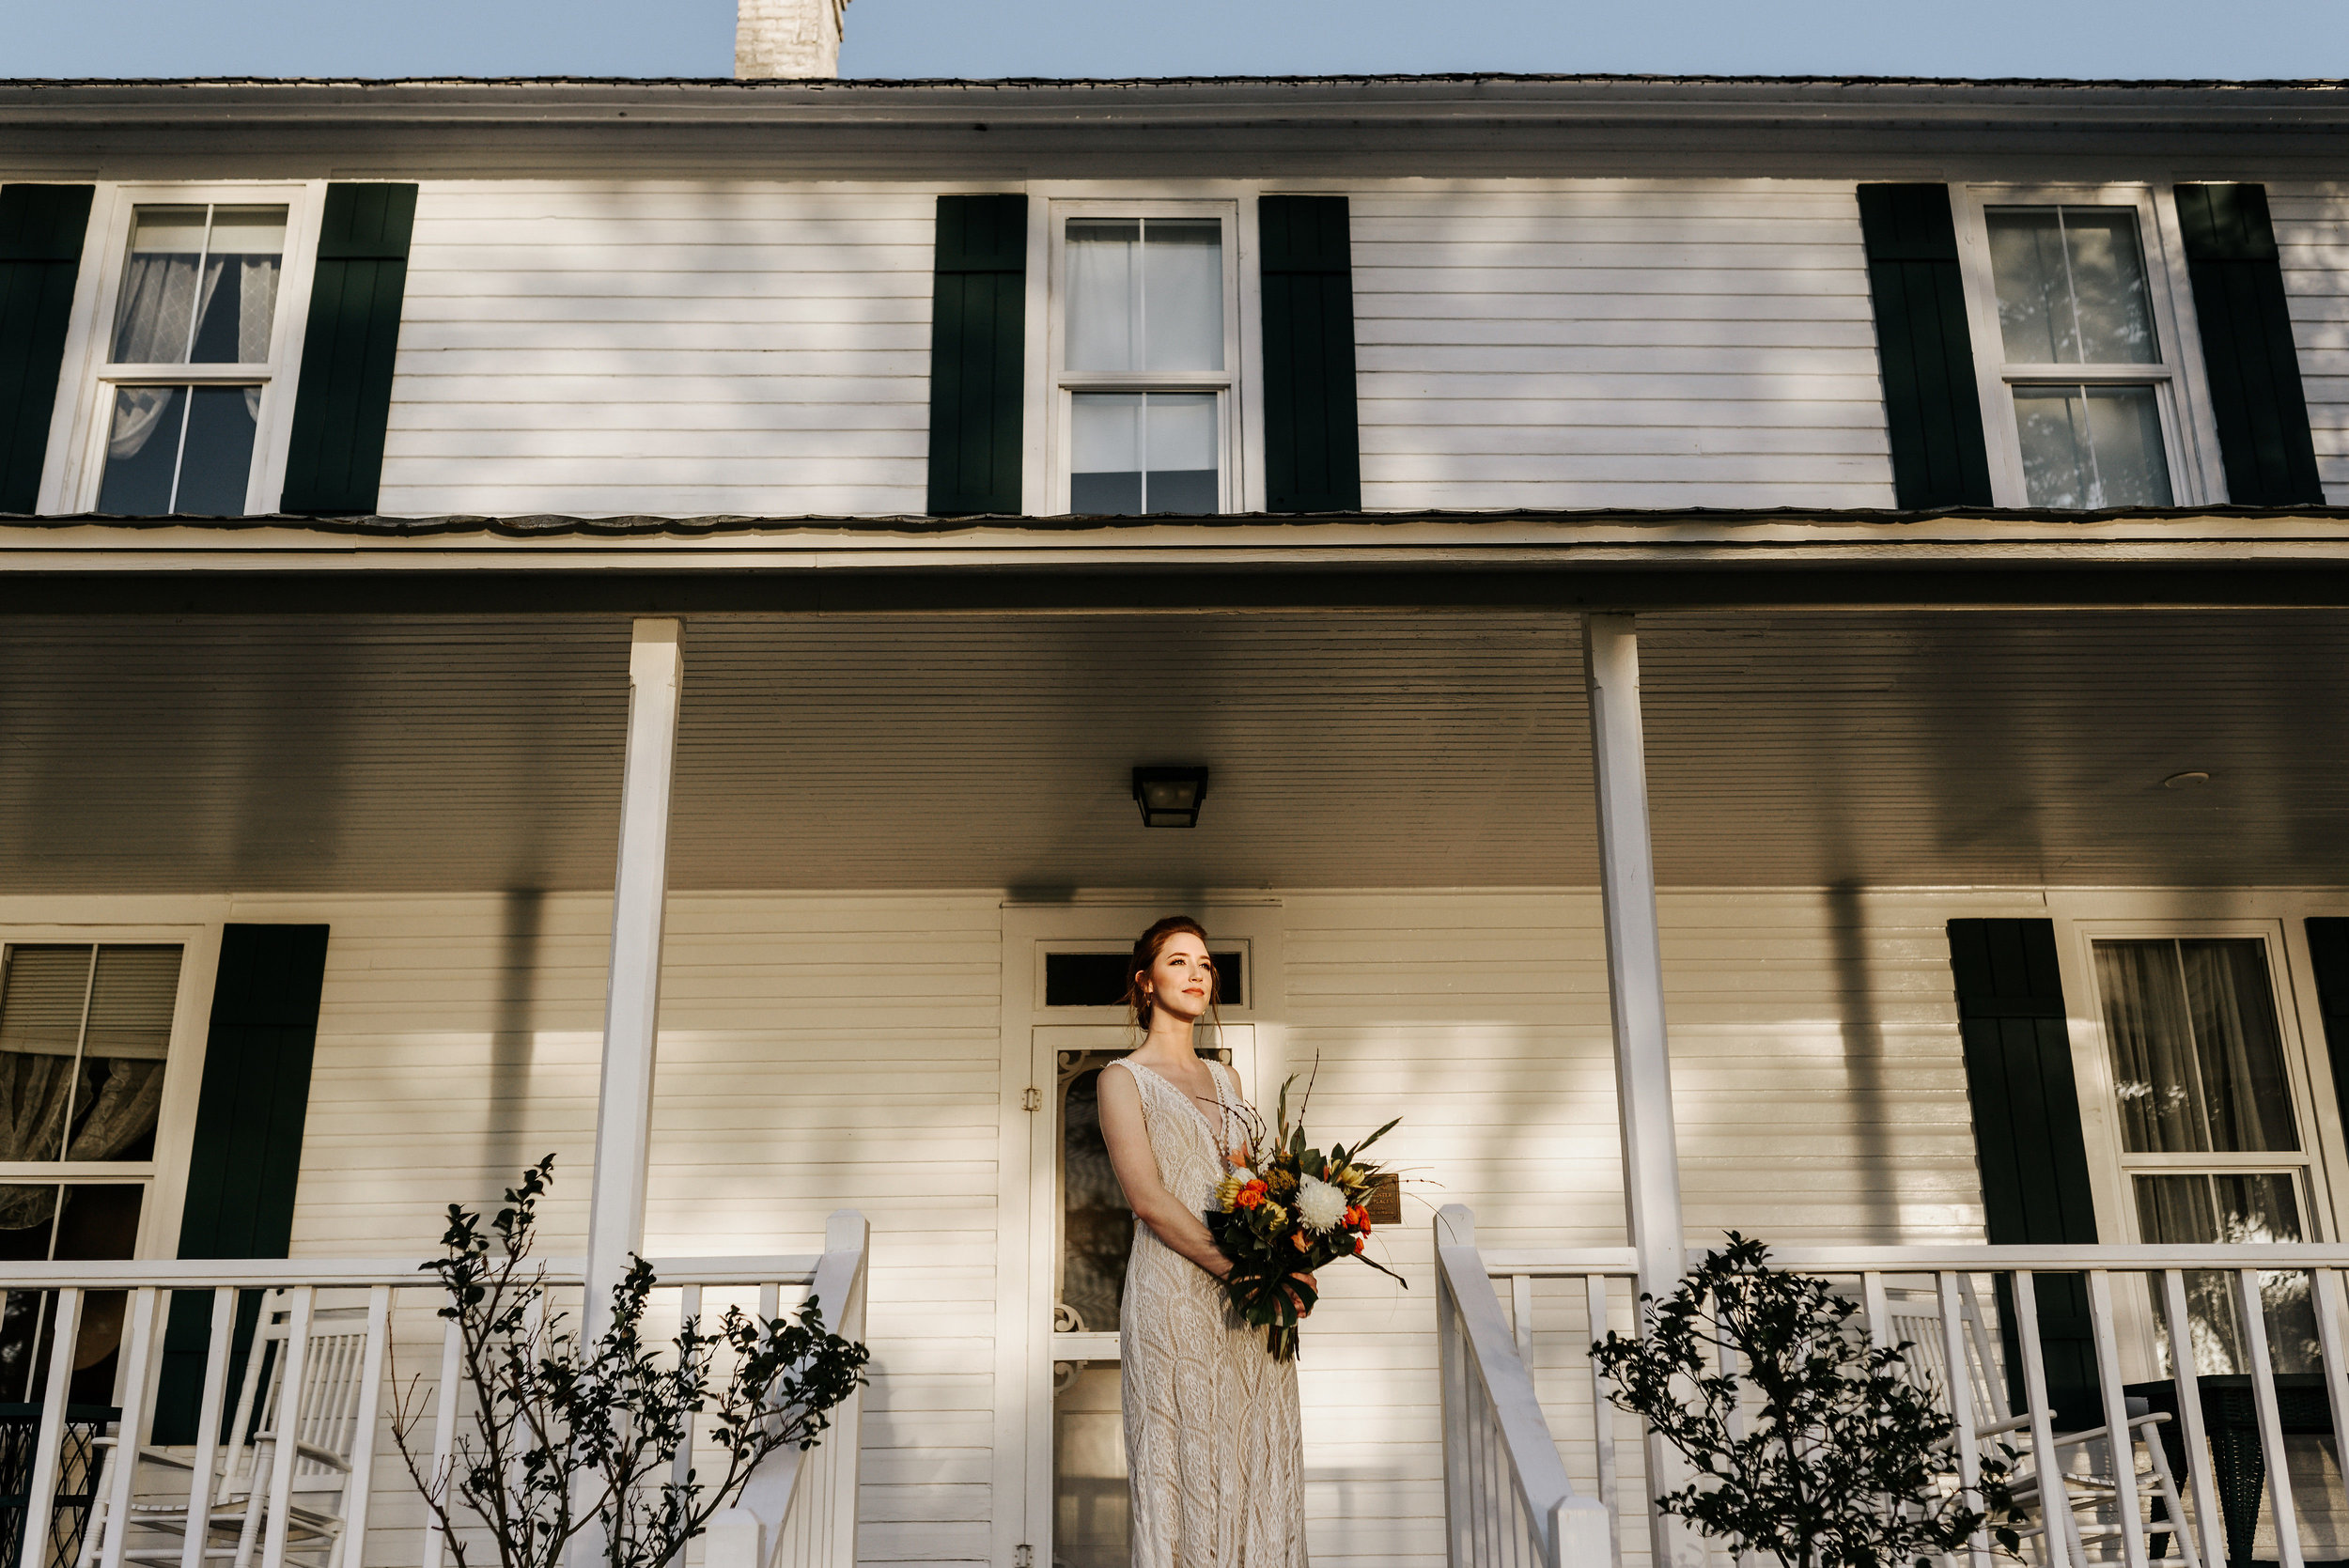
(993, 903), (1285, 1568)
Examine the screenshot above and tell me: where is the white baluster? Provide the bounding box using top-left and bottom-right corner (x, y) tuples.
(23, 1288), (86, 1568)
(2011, 1272), (2077, 1568)
(1937, 1272), (1989, 1568)
(2162, 1270), (2228, 1568)
(335, 1287), (393, 1568)
(422, 1313), (462, 1568)
(1586, 1274), (1622, 1568)
(2235, 1265), (2304, 1568)
(96, 1288), (161, 1568)
(182, 1287), (238, 1568)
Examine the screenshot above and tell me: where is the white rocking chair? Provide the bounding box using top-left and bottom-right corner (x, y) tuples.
(1883, 1282), (2201, 1568)
(78, 1295), (368, 1568)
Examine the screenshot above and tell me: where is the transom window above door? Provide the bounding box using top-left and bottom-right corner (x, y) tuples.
(1958, 190), (2217, 509)
(1054, 210), (1238, 516)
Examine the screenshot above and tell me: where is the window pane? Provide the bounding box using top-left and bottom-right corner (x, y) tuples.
(174, 386), (260, 515)
(97, 386), (185, 515)
(1141, 221), (1222, 372)
(1054, 1363), (1129, 1568)
(0, 949), (93, 1165)
(1990, 209), (2076, 365)
(1070, 392), (1143, 513)
(1989, 207), (2157, 366)
(1143, 392), (1218, 513)
(111, 207), (207, 365)
(70, 948), (177, 1165)
(189, 207), (286, 366)
(2139, 1172), (2317, 1374)
(2014, 385), (2171, 508)
(2060, 209), (2157, 365)
(2098, 938), (2296, 1154)
(1066, 221), (1138, 373)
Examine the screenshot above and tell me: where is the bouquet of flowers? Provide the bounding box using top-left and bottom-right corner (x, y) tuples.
(1205, 1074), (1404, 1361)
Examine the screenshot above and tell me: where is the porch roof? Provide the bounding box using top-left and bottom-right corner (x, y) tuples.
(2, 598), (2343, 895)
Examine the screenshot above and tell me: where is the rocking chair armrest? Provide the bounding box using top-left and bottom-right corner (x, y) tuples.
(289, 1442), (349, 1471)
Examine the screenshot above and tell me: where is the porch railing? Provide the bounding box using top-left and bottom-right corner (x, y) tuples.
(0, 1213), (868, 1568)
(1450, 1225), (2349, 1568)
(1435, 1205), (1612, 1568)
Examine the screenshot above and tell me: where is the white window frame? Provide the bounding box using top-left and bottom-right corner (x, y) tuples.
(1041, 195), (1250, 517)
(0, 923), (220, 1262)
(37, 181), (327, 518)
(1953, 183), (2229, 508)
(2060, 916), (2336, 1250)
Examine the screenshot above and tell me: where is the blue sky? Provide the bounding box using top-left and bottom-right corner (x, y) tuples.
(6, 0), (2343, 81)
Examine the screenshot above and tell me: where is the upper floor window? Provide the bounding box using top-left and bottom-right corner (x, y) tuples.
(1051, 207), (1239, 515)
(1958, 188), (2219, 509)
(44, 184), (319, 517)
(98, 205), (287, 515)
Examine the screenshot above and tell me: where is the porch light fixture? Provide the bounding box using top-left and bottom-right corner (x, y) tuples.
(1132, 766), (1210, 829)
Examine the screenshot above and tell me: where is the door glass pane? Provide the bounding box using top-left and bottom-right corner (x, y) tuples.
(189, 207), (285, 365)
(1054, 1364), (1129, 1568)
(173, 386), (260, 515)
(2014, 385), (2171, 508)
(97, 386), (185, 515)
(2138, 1172), (2318, 1374)
(0, 950), (93, 1166)
(1061, 1065), (1131, 1336)
(1988, 206), (2157, 365)
(2097, 938), (2296, 1154)
(1064, 218), (1222, 373)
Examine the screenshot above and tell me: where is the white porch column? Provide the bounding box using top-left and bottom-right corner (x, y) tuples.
(1585, 613), (1701, 1568)
(1582, 613), (1686, 1297)
(583, 617), (685, 1333)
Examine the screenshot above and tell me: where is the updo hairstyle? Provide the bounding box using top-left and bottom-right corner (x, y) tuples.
(1123, 914), (1219, 1032)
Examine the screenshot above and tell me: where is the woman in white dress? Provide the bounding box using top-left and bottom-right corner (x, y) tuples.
(1096, 915), (1311, 1568)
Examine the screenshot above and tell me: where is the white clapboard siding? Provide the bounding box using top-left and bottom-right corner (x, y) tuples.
(1350, 182), (1898, 512)
(264, 882), (2030, 1567)
(274, 890), (1003, 1568)
(2270, 183), (2349, 504)
(377, 184), (936, 518)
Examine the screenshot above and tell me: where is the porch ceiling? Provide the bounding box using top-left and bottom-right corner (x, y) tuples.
(4, 608), (2344, 893)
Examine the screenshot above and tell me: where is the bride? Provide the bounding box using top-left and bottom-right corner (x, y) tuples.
(1096, 915), (1311, 1567)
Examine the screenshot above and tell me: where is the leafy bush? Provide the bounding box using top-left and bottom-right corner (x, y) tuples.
(393, 1157), (870, 1568)
(1594, 1233), (2019, 1568)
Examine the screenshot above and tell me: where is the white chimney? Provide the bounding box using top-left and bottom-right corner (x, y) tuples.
(736, 0), (848, 78)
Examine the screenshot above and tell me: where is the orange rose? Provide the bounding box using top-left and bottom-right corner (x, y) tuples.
(1236, 1188), (1265, 1210)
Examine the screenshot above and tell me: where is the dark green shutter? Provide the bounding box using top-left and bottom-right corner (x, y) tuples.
(153, 924), (331, 1444)
(926, 194), (1027, 516)
(2304, 921), (2349, 1145)
(1947, 919), (2100, 1429)
(1259, 195), (1361, 514)
(279, 185), (416, 515)
(1858, 186), (1994, 511)
(2174, 185), (2324, 506)
(0, 185), (94, 515)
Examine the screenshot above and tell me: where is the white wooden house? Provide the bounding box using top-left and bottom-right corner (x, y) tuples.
(4, 8), (2349, 1566)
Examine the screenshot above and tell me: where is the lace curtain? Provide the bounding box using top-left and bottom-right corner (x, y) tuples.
(2096, 938), (2296, 1154)
(106, 242), (278, 463)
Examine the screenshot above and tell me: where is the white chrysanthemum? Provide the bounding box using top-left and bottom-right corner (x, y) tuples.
(1295, 1174), (1347, 1234)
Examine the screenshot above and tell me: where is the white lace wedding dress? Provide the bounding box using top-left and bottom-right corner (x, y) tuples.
(1110, 1056), (1309, 1567)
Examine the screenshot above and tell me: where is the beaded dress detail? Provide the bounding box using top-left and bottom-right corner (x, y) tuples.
(1109, 1056), (1309, 1568)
